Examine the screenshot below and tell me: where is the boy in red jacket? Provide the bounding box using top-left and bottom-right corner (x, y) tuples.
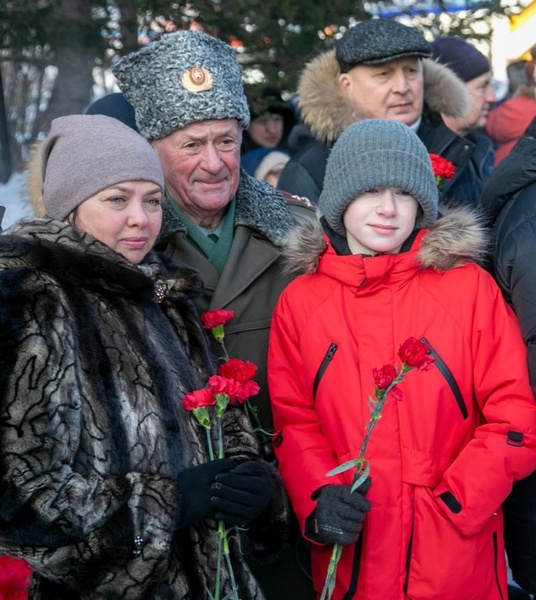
(268, 119), (536, 600)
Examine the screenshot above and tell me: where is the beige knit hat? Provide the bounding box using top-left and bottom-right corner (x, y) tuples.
(42, 114), (164, 220)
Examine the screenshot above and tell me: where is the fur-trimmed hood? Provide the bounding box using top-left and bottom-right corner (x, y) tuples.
(297, 51), (470, 144)
(159, 169), (306, 246)
(0, 217), (204, 301)
(283, 208), (488, 275)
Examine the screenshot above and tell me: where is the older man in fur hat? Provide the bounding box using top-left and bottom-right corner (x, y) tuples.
(112, 30), (315, 600)
(278, 19), (483, 209)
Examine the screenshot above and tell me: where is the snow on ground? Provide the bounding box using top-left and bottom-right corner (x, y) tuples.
(0, 172), (34, 230)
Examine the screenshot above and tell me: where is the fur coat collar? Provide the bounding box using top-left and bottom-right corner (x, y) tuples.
(0, 217), (204, 301)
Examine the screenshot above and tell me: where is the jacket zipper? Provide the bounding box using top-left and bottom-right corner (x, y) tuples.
(421, 337), (468, 419)
(403, 508), (415, 594)
(312, 343), (338, 400)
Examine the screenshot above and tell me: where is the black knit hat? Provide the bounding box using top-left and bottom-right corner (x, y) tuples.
(85, 92), (139, 133)
(431, 36), (490, 83)
(336, 19), (432, 73)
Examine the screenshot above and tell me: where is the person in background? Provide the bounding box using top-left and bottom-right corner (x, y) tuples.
(0, 114), (286, 599)
(241, 84), (296, 156)
(431, 36), (496, 201)
(486, 51), (536, 165)
(482, 117), (536, 600)
(277, 19), (480, 209)
(242, 147), (290, 187)
(112, 29), (316, 600)
(84, 91), (139, 132)
(504, 60), (529, 102)
(268, 119), (536, 600)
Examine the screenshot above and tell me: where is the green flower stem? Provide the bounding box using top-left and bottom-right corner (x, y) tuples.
(216, 416), (224, 460)
(320, 543), (343, 600)
(217, 339), (230, 362)
(213, 412), (239, 599)
(205, 427), (215, 461)
(213, 522), (223, 600)
(320, 370), (409, 599)
(221, 521), (239, 599)
(245, 399), (273, 444)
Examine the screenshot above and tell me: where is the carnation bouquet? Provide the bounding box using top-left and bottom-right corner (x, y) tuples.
(182, 309), (260, 600)
(320, 337), (435, 600)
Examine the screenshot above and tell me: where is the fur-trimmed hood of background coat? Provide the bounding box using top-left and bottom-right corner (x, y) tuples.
(297, 52), (470, 144)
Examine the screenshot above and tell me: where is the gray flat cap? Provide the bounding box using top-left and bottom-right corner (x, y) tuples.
(112, 31), (250, 140)
(336, 19), (432, 73)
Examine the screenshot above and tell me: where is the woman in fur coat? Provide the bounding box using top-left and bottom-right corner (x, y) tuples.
(268, 119), (536, 600)
(0, 114), (287, 599)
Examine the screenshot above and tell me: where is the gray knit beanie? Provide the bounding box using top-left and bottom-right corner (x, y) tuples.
(112, 31), (250, 140)
(42, 114), (164, 221)
(319, 119), (438, 235)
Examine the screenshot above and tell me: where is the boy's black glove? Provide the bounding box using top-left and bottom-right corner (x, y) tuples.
(210, 460), (272, 527)
(307, 478), (371, 545)
(175, 459), (236, 528)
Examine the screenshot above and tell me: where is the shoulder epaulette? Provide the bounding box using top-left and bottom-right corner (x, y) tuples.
(279, 191), (315, 209)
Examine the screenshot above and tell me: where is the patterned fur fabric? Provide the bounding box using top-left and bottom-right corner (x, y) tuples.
(0, 218), (287, 599)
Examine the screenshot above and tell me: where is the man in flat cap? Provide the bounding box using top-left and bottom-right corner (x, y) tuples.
(278, 18), (483, 209)
(112, 30), (315, 600)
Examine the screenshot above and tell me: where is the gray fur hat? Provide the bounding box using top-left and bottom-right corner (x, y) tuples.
(42, 114), (164, 221)
(336, 19), (431, 72)
(319, 119), (438, 235)
(112, 31), (250, 140)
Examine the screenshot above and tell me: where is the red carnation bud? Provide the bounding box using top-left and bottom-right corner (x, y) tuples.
(373, 363), (398, 390)
(200, 309), (234, 330)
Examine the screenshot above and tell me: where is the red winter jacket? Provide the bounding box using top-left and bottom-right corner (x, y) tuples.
(268, 211), (536, 600)
(486, 95), (536, 165)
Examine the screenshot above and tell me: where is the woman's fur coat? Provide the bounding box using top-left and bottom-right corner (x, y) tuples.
(0, 218), (287, 599)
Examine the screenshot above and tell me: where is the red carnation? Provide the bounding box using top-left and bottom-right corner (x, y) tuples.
(200, 309), (234, 330)
(429, 154), (455, 180)
(235, 379), (260, 402)
(208, 375), (243, 401)
(218, 359), (257, 383)
(182, 388), (215, 411)
(373, 363), (398, 390)
(0, 556), (31, 600)
(398, 337), (435, 371)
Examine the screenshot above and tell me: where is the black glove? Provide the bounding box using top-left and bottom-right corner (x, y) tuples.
(175, 459), (236, 528)
(210, 460), (272, 527)
(307, 478), (371, 545)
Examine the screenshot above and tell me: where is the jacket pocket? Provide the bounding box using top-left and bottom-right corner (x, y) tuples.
(312, 343), (338, 400)
(405, 486), (504, 600)
(422, 337), (468, 419)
